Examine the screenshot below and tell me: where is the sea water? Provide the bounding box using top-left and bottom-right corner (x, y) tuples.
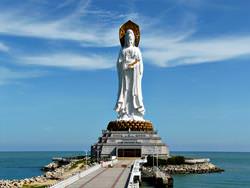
(0, 151), (83, 180)
(142, 152), (250, 188)
(0, 151), (249, 188)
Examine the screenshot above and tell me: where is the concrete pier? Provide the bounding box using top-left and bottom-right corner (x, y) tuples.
(66, 160), (133, 188)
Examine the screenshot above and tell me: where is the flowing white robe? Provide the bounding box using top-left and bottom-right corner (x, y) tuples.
(114, 46), (145, 120)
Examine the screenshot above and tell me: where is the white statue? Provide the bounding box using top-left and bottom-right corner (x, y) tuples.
(114, 29), (145, 121)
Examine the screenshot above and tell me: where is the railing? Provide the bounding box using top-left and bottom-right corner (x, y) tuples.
(50, 158), (118, 188)
(49, 164), (101, 188)
(127, 156), (147, 188)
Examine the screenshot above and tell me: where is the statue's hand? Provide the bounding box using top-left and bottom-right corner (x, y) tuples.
(128, 64), (134, 69)
(128, 59), (139, 69)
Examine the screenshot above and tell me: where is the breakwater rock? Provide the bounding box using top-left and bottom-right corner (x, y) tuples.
(143, 162), (224, 175)
(162, 162), (224, 174)
(0, 176), (47, 188)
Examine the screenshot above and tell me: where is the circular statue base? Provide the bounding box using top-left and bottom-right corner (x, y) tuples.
(107, 120), (154, 131)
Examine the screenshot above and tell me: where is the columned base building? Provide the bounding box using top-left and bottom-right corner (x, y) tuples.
(91, 120), (169, 159)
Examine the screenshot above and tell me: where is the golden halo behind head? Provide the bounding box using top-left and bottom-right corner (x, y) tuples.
(119, 20), (140, 47)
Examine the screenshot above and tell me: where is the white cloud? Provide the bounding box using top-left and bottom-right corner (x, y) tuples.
(143, 33), (250, 67)
(0, 42), (9, 52)
(0, 15), (116, 47)
(21, 53), (114, 70)
(0, 1), (121, 47)
(1, 0), (250, 69)
(0, 1), (133, 70)
(0, 67), (44, 85)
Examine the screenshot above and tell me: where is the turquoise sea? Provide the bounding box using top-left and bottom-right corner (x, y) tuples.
(0, 151), (249, 188)
(0, 151), (83, 180)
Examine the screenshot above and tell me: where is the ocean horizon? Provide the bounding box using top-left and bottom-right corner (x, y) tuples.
(0, 151), (249, 188)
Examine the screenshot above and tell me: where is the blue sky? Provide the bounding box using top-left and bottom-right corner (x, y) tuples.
(0, 0), (249, 152)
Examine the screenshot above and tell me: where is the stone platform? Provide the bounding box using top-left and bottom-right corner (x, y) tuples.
(91, 121), (169, 160)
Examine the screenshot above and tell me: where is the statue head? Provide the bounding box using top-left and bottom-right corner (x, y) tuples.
(125, 29), (135, 47)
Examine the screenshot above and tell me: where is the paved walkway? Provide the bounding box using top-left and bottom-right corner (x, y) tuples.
(66, 160), (133, 188)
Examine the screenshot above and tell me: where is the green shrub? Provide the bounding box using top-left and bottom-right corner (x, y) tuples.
(144, 155), (185, 166)
(167, 156), (185, 165)
(144, 156), (167, 166)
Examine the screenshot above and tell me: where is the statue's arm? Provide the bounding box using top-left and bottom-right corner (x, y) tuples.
(127, 49), (140, 68)
(116, 50), (123, 99)
(126, 48), (143, 73)
(117, 50), (123, 83)
(138, 49), (143, 75)
(122, 53), (135, 70)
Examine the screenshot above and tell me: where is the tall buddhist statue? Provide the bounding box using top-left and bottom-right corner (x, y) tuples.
(114, 20), (145, 121)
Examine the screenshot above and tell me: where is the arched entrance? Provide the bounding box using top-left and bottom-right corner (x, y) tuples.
(117, 148), (141, 157)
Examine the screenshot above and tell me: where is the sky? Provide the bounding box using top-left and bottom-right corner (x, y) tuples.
(0, 0), (249, 152)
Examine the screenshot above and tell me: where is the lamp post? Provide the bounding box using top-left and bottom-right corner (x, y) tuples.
(153, 146), (158, 173)
(156, 147), (159, 173)
(152, 148), (154, 168)
(85, 150), (88, 169)
(96, 148), (99, 163)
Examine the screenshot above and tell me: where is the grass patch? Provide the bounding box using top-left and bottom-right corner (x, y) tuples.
(69, 159), (85, 170)
(22, 185), (48, 188)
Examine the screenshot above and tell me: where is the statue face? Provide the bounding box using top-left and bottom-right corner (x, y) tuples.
(125, 29), (135, 47)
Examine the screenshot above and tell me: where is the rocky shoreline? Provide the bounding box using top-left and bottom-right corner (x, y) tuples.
(0, 176), (49, 188)
(162, 162), (224, 174)
(0, 157), (93, 188)
(142, 162), (224, 176)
